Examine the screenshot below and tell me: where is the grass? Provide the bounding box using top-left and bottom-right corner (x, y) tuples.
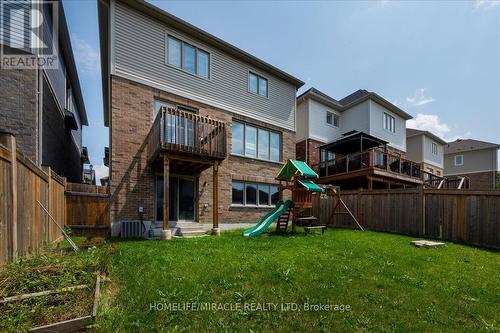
(0, 243), (110, 332)
(96, 229), (500, 332)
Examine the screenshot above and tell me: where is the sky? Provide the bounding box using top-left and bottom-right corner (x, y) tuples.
(63, 0), (500, 180)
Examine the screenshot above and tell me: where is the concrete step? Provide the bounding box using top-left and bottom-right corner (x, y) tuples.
(177, 229), (207, 237)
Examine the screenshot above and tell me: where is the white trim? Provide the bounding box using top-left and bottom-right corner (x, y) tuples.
(113, 69), (295, 131)
(247, 70), (269, 99)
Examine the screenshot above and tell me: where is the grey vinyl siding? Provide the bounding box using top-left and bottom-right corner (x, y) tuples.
(1, 1), (31, 51)
(422, 135), (443, 168)
(112, 2), (296, 131)
(444, 148), (498, 176)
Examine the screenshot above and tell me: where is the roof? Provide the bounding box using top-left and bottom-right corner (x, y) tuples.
(98, 0), (304, 126)
(406, 128), (447, 145)
(276, 160), (319, 180)
(297, 88), (413, 120)
(58, 1), (88, 125)
(444, 139), (500, 154)
(296, 87), (343, 109)
(320, 131), (388, 155)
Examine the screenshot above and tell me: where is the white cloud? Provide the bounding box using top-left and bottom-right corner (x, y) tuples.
(406, 88), (435, 107)
(93, 164), (108, 182)
(407, 113), (450, 138)
(475, 0), (499, 9)
(71, 34), (100, 74)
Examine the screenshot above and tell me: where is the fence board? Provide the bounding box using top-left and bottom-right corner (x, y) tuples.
(65, 183), (110, 238)
(313, 188), (500, 249)
(0, 135), (65, 266)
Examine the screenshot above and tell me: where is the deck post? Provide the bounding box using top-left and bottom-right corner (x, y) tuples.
(212, 161), (220, 234)
(161, 154), (171, 240)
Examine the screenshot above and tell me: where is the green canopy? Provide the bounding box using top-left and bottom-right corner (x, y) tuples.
(276, 159), (319, 180)
(298, 179), (323, 192)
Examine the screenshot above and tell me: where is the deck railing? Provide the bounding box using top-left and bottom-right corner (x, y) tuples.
(148, 107), (227, 161)
(315, 148), (470, 189)
(316, 148), (422, 180)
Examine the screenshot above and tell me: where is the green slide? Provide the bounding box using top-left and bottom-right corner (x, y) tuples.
(243, 200), (292, 238)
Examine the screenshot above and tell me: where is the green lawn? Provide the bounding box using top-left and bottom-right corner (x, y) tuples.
(96, 230), (500, 332)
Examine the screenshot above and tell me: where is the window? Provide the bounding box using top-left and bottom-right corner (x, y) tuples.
(431, 142), (438, 155)
(248, 72), (268, 97)
(245, 125), (257, 158)
(232, 121), (281, 162)
(231, 122), (244, 155)
(166, 35), (209, 78)
(167, 36), (181, 67)
(258, 129), (269, 160)
(232, 181), (244, 205)
(326, 111), (340, 127)
(270, 132), (280, 162)
(232, 181), (280, 206)
(197, 50), (209, 78)
(454, 155), (463, 166)
(383, 113), (396, 133)
(182, 42), (196, 74)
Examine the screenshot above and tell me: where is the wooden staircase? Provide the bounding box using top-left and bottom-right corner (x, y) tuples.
(275, 207), (292, 233)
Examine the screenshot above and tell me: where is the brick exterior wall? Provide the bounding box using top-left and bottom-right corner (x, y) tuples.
(295, 138), (326, 171)
(110, 75), (295, 224)
(453, 171), (497, 190)
(0, 67), (38, 162)
(421, 162), (443, 177)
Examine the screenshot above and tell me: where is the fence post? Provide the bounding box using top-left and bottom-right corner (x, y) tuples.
(418, 186), (426, 236)
(2, 133), (18, 261)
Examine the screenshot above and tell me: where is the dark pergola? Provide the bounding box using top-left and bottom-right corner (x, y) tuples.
(319, 131), (388, 156)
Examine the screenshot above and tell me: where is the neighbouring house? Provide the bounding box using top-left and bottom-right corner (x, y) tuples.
(98, 0), (303, 235)
(82, 166), (96, 185)
(296, 88), (424, 189)
(444, 139), (499, 190)
(406, 128), (446, 177)
(0, 0), (89, 182)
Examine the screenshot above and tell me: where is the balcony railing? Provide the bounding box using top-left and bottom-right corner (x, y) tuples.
(148, 107), (227, 162)
(315, 148), (423, 180)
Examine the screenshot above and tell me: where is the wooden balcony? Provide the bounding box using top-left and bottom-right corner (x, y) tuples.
(147, 107), (227, 170)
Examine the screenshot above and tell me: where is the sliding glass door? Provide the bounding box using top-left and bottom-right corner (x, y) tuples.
(156, 176), (197, 222)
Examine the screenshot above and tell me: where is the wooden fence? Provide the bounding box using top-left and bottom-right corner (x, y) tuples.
(0, 133), (110, 267)
(65, 182), (110, 238)
(0, 134), (65, 266)
(312, 188), (500, 249)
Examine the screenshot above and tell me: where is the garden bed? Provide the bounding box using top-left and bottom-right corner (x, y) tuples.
(0, 243), (110, 332)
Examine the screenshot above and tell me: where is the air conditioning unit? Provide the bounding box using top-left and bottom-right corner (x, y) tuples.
(120, 221), (145, 238)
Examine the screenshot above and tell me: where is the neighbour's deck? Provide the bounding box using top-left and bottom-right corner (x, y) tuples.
(314, 148), (469, 189)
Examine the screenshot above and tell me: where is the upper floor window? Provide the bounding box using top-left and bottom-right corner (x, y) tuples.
(454, 155), (463, 166)
(232, 121), (281, 162)
(383, 112), (395, 133)
(166, 35), (210, 79)
(248, 72), (268, 97)
(326, 111), (340, 127)
(431, 142), (438, 155)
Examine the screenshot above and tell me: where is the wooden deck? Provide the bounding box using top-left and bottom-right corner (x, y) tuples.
(314, 148), (468, 189)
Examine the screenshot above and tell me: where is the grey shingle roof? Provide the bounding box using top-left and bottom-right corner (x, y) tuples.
(339, 89), (370, 106)
(444, 139), (500, 154)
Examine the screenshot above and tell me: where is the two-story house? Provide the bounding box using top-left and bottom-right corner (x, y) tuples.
(406, 128), (446, 177)
(444, 139), (499, 190)
(98, 0), (303, 237)
(296, 88), (419, 189)
(0, 0), (88, 182)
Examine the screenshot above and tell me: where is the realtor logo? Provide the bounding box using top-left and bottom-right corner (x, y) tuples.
(0, 0), (59, 69)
